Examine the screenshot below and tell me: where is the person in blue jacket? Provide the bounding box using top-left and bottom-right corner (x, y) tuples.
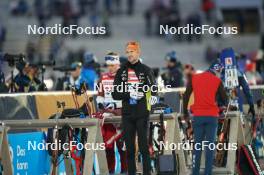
(79, 52), (99, 90)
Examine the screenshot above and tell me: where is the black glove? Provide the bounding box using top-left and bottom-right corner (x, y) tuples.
(248, 105), (256, 131)
(98, 103), (105, 110)
(38, 83), (48, 91)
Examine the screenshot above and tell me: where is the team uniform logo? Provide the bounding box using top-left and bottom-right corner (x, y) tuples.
(101, 73), (122, 108)
(220, 48), (239, 89)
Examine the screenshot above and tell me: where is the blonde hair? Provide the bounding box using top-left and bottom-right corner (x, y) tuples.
(106, 51), (119, 57)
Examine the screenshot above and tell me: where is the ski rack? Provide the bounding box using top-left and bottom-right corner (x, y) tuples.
(0, 113), (263, 175)
(0, 118), (108, 175)
(176, 111), (264, 175)
(0, 114), (179, 175)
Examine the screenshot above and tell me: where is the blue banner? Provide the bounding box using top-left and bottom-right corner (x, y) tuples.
(8, 132), (51, 175)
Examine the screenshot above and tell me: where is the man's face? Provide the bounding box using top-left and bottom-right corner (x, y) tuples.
(183, 66), (194, 76)
(32, 67), (39, 76)
(24, 65), (30, 74)
(214, 69), (223, 78)
(167, 61), (175, 68)
(71, 67), (81, 79)
(26, 66), (38, 77)
(126, 48), (140, 64)
(183, 68), (190, 76)
(107, 64), (119, 74)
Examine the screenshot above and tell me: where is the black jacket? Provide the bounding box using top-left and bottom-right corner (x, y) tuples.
(112, 61), (157, 117)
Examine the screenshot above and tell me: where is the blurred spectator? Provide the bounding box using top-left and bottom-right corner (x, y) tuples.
(205, 46), (218, 64)
(60, 0), (82, 34)
(13, 65), (31, 92)
(25, 64), (43, 91)
(245, 60), (263, 85)
(201, 0), (214, 22)
(161, 51), (183, 87)
(13, 62), (47, 92)
(56, 62), (82, 90)
(0, 23), (6, 51)
(237, 53), (247, 73)
(26, 40), (37, 63)
(79, 52), (99, 90)
(88, 1), (100, 32)
(52, 0), (64, 16)
(10, 0), (29, 16)
(49, 37), (64, 61)
(104, 0), (113, 14)
(145, 0), (181, 37)
(127, 0), (135, 15)
(62, 0), (73, 27)
(144, 0), (165, 36)
(102, 12), (112, 37)
(113, 0), (122, 15)
(34, 0), (47, 27)
(237, 10), (245, 34)
(79, 0), (89, 15)
(89, 11), (99, 29)
(213, 9), (224, 38)
(144, 9), (152, 36)
(186, 12), (202, 42)
(70, 62), (82, 84)
(164, 4), (181, 41)
(69, 0), (81, 37)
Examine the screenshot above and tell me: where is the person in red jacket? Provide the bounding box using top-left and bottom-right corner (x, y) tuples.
(183, 61), (228, 175)
(96, 52), (127, 174)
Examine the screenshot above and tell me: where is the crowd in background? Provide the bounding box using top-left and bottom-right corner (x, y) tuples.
(2, 47), (263, 93)
(9, 0), (136, 36)
(144, 0), (220, 42)
(52, 48), (263, 92)
(0, 0), (263, 92)
(5, 0), (225, 43)
(10, 0), (136, 18)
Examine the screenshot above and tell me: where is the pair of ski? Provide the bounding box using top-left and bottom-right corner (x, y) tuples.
(50, 83), (95, 175)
